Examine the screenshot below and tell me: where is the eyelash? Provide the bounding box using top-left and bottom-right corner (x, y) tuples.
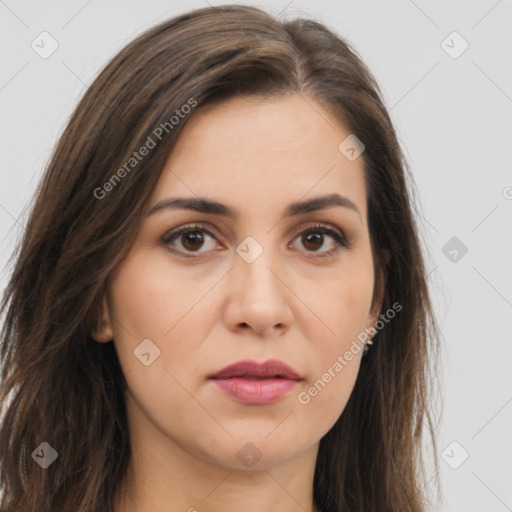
(161, 222), (351, 260)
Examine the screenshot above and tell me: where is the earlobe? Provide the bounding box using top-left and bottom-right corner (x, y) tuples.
(90, 295), (113, 343)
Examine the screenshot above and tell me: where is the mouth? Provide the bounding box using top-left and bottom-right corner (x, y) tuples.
(208, 359), (303, 405)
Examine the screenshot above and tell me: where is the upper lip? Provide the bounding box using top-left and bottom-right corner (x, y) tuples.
(209, 359), (303, 380)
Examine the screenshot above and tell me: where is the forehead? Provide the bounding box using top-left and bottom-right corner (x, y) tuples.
(152, 93), (368, 222)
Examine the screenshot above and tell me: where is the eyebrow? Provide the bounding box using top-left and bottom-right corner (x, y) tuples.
(147, 193), (361, 220)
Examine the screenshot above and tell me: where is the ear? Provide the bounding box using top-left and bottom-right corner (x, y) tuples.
(90, 295), (114, 343)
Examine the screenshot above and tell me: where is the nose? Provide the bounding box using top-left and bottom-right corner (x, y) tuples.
(223, 247), (294, 338)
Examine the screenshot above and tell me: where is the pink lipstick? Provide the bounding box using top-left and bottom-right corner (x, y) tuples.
(208, 359), (303, 405)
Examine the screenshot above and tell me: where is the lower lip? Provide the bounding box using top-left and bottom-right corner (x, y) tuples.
(210, 377), (300, 405)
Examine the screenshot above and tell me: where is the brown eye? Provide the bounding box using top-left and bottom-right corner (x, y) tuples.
(181, 230), (205, 251)
(161, 223), (219, 256)
(291, 224), (351, 259)
(301, 232), (324, 251)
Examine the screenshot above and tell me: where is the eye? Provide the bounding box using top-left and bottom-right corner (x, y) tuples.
(289, 224), (351, 259)
(161, 223), (220, 257)
(160, 222), (351, 259)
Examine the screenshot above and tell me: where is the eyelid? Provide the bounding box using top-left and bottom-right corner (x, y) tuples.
(288, 221), (345, 242)
(160, 222), (221, 247)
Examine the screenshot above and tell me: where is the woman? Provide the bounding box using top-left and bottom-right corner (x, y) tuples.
(0, 5), (441, 511)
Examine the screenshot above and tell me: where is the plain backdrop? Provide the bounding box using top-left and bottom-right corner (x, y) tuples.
(1, 1), (511, 511)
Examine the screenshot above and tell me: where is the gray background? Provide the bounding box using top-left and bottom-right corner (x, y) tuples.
(1, 1), (511, 510)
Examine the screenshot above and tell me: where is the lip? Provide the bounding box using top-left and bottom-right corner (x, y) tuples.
(210, 359), (303, 380)
(208, 359), (303, 405)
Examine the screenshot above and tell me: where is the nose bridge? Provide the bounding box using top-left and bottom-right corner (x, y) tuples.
(235, 235), (282, 300)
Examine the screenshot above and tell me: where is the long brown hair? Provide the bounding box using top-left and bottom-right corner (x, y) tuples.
(0, 5), (441, 511)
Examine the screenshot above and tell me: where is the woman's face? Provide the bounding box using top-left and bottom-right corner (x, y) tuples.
(94, 93), (382, 471)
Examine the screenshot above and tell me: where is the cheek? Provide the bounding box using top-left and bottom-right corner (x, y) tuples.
(107, 251), (219, 382)
(296, 350), (361, 429)
(297, 254), (374, 399)
(305, 259), (374, 347)
(108, 250), (206, 337)
(294, 276), (371, 428)
(106, 254), (213, 428)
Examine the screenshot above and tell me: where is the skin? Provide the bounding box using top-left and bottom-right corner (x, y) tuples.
(92, 93), (384, 512)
